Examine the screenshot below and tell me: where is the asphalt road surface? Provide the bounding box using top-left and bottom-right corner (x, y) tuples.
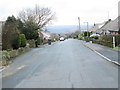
(1, 39), (118, 88)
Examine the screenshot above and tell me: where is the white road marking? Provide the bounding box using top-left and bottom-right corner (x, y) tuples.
(94, 50), (120, 66)
(0, 65), (27, 78)
(17, 65), (26, 70)
(83, 43), (120, 66)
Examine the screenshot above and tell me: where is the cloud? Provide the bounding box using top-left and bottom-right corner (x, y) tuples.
(0, 0), (119, 25)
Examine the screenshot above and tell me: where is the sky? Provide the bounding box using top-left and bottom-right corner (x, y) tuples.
(0, 0), (119, 26)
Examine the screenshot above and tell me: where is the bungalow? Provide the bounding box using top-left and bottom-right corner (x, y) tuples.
(89, 17), (119, 35)
(89, 22), (105, 34)
(41, 30), (51, 40)
(99, 17), (119, 35)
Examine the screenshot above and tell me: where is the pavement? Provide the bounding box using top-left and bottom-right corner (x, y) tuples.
(82, 41), (120, 66)
(1, 39), (118, 88)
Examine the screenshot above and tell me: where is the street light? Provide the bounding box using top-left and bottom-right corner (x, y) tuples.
(84, 22), (89, 37)
(78, 17), (81, 33)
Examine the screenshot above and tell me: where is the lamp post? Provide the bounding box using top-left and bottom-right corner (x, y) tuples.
(78, 17), (81, 33)
(84, 22), (89, 42)
(84, 22), (89, 37)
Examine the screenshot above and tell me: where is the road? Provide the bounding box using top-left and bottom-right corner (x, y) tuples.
(1, 39), (118, 88)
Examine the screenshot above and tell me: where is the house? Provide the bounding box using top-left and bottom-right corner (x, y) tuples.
(98, 18), (119, 35)
(89, 22), (106, 34)
(38, 30), (43, 38)
(50, 33), (59, 40)
(41, 30), (51, 40)
(89, 17), (119, 35)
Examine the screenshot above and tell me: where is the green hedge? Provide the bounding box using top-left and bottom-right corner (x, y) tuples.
(93, 40), (113, 48)
(100, 35), (120, 46)
(92, 35), (120, 48)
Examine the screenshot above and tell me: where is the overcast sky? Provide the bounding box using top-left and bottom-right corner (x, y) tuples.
(0, 0), (119, 26)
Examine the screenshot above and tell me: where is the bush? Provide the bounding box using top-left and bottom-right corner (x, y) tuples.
(2, 47), (30, 66)
(100, 35), (120, 46)
(118, 44), (120, 47)
(2, 16), (20, 50)
(19, 34), (27, 47)
(36, 37), (43, 45)
(2, 50), (10, 65)
(84, 32), (90, 37)
(12, 36), (21, 49)
(94, 36), (99, 39)
(27, 40), (36, 48)
(93, 40), (113, 48)
(8, 50), (18, 58)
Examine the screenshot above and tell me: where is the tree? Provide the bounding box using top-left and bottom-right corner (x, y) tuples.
(21, 19), (39, 40)
(19, 34), (27, 47)
(18, 5), (55, 28)
(16, 19), (24, 32)
(83, 31), (90, 37)
(2, 16), (20, 50)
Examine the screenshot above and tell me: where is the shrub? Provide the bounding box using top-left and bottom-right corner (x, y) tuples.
(36, 37), (43, 45)
(27, 40), (36, 48)
(19, 34), (27, 47)
(93, 40), (113, 48)
(83, 32), (90, 37)
(8, 50), (18, 58)
(12, 36), (21, 49)
(2, 16), (21, 50)
(118, 44), (120, 47)
(94, 36), (99, 39)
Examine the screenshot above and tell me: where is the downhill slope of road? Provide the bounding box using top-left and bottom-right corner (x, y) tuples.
(1, 39), (118, 88)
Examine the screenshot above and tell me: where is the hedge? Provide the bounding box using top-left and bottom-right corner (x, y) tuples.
(92, 34), (120, 48)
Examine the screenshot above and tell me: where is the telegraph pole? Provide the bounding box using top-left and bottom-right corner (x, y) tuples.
(78, 17), (81, 33)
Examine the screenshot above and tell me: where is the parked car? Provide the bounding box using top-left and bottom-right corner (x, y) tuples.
(59, 37), (65, 41)
(90, 34), (100, 37)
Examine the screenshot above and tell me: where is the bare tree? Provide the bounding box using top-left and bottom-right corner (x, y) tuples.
(18, 5), (56, 28)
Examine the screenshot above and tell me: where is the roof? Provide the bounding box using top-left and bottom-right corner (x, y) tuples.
(89, 22), (105, 32)
(41, 30), (51, 39)
(99, 17), (118, 32)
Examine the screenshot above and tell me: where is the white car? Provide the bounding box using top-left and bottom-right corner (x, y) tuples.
(60, 37), (65, 41)
(90, 34), (100, 37)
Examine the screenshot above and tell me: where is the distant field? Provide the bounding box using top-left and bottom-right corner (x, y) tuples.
(42, 25), (92, 34)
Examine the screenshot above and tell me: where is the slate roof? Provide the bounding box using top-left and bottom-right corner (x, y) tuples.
(89, 17), (119, 34)
(100, 17), (118, 32)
